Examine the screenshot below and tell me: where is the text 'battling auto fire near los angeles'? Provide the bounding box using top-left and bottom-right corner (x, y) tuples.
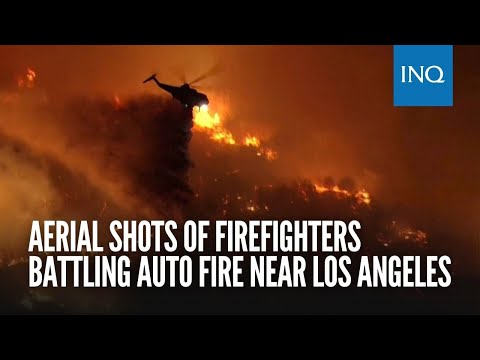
(0, 45), (477, 315)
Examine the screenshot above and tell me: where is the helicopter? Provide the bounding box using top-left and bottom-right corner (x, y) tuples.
(143, 73), (209, 109)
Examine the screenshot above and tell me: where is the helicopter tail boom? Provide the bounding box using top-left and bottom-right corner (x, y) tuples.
(143, 73), (157, 83)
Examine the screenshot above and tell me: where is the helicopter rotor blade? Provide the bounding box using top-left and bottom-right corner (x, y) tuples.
(170, 65), (187, 84)
(193, 84), (214, 92)
(188, 63), (223, 86)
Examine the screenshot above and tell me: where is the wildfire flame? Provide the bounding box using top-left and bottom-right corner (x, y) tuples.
(192, 105), (278, 160)
(211, 181), (373, 217)
(377, 221), (428, 247)
(314, 183), (371, 206)
(244, 135), (260, 147)
(18, 68), (36, 88)
(1, 67), (37, 104)
(114, 95), (121, 109)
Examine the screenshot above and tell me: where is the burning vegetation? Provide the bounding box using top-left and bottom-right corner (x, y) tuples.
(0, 67), (429, 266)
(192, 105), (278, 161)
(17, 68), (36, 89)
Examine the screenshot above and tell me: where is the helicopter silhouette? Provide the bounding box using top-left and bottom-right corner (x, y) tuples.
(143, 64), (223, 109)
(143, 74), (209, 109)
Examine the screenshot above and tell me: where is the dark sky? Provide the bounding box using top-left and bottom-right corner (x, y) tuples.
(1, 45), (479, 237)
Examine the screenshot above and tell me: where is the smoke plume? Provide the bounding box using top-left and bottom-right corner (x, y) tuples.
(0, 90), (195, 258)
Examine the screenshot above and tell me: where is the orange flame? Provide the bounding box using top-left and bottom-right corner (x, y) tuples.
(114, 95), (121, 109)
(355, 189), (371, 205)
(192, 105), (277, 160)
(377, 221), (428, 247)
(244, 135), (260, 147)
(26, 68), (36, 82)
(192, 105), (236, 145)
(314, 183), (371, 206)
(17, 67), (36, 88)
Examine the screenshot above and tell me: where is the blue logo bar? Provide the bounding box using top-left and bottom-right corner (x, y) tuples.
(393, 45), (453, 107)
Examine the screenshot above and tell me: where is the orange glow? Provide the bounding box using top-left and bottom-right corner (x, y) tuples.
(377, 221), (428, 247)
(264, 148), (278, 161)
(355, 189), (371, 205)
(211, 130), (236, 145)
(0, 93), (19, 104)
(17, 67), (36, 88)
(26, 68), (36, 82)
(244, 135), (260, 147)
(192, 105), (278, 161)
(114, 95), (121, 109)
(314, 183), (371, 206)
(192, 105), (236, 145)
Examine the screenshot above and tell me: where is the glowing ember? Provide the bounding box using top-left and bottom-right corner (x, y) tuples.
(114, 95), (121, 109)
(18, 67), (36, 88)
(192, 105), (277, 160)
(355, 189), (371, 205)
(2, 68), (37, 104)
(26, 68), (36, 82)
(377, 221), (428, 247)
(264, 148), (278, 161)
(99, 201), (107, 218)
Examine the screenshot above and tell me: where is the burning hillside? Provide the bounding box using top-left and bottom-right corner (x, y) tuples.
(0, 67), (430, 265)
(192, 105), (277, 161)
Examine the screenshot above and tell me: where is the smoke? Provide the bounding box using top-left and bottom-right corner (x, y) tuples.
(0, 135), (56, 251)
(0, 90), (194, 257)
(60, 94), (194, 209)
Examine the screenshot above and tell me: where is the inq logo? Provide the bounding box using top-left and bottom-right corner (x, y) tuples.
(393, 45), (453, 107)
(401, 65), (445, 84)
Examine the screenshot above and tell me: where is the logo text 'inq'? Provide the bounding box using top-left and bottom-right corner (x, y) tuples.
(401, 65), (445, 84)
